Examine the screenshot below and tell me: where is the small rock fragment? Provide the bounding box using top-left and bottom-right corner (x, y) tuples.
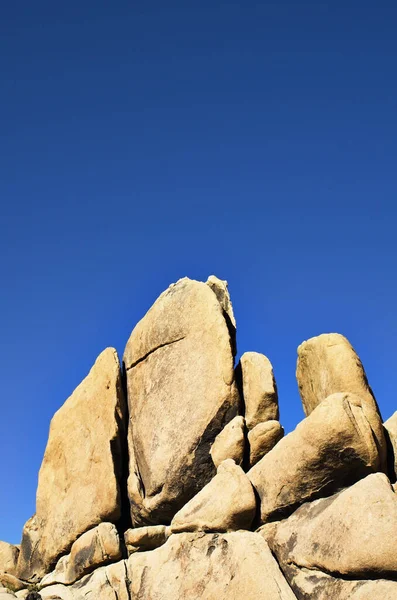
(210, 416), (245, 468)
(238, 353), (279, 430)
(248, 420), (284, 467)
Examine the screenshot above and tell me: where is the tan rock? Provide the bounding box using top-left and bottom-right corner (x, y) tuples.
(171, 459), (256, 533)
(0, 543), (19, 577)
(296, 333), (386, 470)
(248, 392), (380, 523)
(276, 565), (397, 600)
(124, 526), (170, 555)
(210, 416), (245, 468)
(0, 574), (25, 593)
(248, 420), (284, 467)
(269, 473), (397, 578)
(17, 348), (126, 581)
(39, 560), (129, 600)
(124, 277), (239, 525)
(384, 411), (397, 480)
(238, 352), (278, 430)
(127, 531), (297, 599)
(40, 523), (122, 588)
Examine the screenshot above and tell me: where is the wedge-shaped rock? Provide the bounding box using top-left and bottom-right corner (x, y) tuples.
(0, 543), (19, 577)
(17, 349), (126, 581)
(384, 411), (397, 480)
(127, 531), (297, 600)
(40, 523), (122, 588)
(296, 333), (386, 470)
(237, 352), (279, 430)
(248, 392), (380, 523)
(171, 459), (256, 533)
(248, 420), (284, 467)
(268, 473), (397, 579)
(210, 416), (245, 468)
(124, 526), (170, 555)
(39, 560), (129, 600)
(124, 277), (239, 525)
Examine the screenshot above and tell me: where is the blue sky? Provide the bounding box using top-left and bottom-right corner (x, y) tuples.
(1, 1), (396, 544)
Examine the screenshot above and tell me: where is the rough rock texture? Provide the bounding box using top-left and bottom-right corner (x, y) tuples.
(0, 543), (19, 577)
(0, 574), (25, 593)
(248, 420), (284, 467)
(210, 416), (245, 468)
(237, 352), (278, 429)
(40, 523), (122, 588)
(123, 276), (239, 526)
(171, 459), (256, 533)
(124, 526), (170, 555)
(127, 532), (297, 600)
(384, 411), (397, 480)
(248, 392), (381, 523)
(39, 560), (129, 600)
(296, 333), (386, 470)
(17, 348), (126, 582)
(268, 473), (397, 579)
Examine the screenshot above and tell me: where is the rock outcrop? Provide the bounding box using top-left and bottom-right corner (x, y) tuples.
(1, 276), (394, 600)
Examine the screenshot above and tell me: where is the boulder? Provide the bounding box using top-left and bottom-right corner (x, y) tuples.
(0, 543), (19, 577)
(127, 531), (297, 599)
(248, 420), (284, 467)
(237, 352), (279, 430)
(40, 523), (122, 587)
(171, 459), (256, 533)
(17, 348), (127, 581)
(296, 333), (386, 470)
(248, 392), (380, 523)
(210, 416), (245, 468)
(0, 574), (25, 593)
(271, 564), (397, 600)
(39, 560), (129, 600)
(268, 473), (397, 578)
(123, 276), (240, 526)
(384, 411), (397, 480)
(124, 526), (170, 555)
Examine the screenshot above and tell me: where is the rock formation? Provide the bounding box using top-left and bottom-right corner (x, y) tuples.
(0, 275), (394, 600)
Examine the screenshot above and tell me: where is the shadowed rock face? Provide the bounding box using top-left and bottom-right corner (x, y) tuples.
(17, 348), (127, 582)
(123, 276), (240, 526)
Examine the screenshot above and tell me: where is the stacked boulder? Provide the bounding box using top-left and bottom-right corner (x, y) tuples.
(0, 276), (396, 600)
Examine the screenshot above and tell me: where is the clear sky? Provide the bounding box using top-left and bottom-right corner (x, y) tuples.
(1, 1), (396, 545)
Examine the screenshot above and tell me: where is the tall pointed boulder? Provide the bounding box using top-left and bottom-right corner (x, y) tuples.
(123, 276), (240, 525)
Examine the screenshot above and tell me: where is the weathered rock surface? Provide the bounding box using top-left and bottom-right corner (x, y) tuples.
(17, 348), (126, 581)
(275, 565), (397, 600)
(171, 459), (256, 533)
(237, 352), (279, 430)
(268, 473), (397, 579)
(248, 392), (381, 523)
(210, 416), (245, 468)
(0, 574), (25, 593)
(296, 333), (386, 470)
(384, 411), (397, 480)
(0, 544), (19, 577)
(124, 277), (239, 526)
(127, 531), (297, 599)
(248, 420), (284, 467)
(124, 525), (170, 555)
(39, 560), (129, 600)
(40, 523), (122, 588)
